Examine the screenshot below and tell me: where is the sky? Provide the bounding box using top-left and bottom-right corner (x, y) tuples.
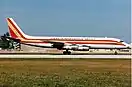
(0, 0), (131, 43)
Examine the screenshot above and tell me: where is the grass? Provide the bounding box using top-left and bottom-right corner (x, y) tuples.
(0, 58), (131, 87)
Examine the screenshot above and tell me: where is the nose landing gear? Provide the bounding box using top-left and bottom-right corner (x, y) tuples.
(114, 51), (118, 55)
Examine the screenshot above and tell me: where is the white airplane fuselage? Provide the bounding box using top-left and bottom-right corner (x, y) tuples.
(6, 18), (130, 54)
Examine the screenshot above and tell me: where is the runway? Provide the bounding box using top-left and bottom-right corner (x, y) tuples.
(0, 54), (131, 59)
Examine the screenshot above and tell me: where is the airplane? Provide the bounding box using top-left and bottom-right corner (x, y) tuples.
(6, 18), (130, 54)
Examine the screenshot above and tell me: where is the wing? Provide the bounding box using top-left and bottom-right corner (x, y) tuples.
(43, 40), (70, 50)
(44, 40), (90, 51)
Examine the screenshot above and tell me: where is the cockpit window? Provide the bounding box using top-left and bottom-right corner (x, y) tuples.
(120, 40), (124, 42)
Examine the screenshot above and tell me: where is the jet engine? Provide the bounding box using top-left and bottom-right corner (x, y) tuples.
(63, 45), (89, 51)
(77, 46), (89, 51)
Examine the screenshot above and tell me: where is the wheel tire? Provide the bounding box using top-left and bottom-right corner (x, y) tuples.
(68, 51), (71, 55)
(63, 51), (66, 55)
(63, 51), (67, 55)
(67, 51), (71, 55)
(114, 51), (118, 55)
(63, 51), (71, 55)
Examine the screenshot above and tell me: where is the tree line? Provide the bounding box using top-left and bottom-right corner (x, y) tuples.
(0, 32), (21, 50)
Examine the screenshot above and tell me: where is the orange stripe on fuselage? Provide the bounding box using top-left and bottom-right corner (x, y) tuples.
(20, 41), (125, 46)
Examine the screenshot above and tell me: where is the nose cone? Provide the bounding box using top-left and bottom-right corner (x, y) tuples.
(127, 46), (132, 49)
(122, 42), (131, 49)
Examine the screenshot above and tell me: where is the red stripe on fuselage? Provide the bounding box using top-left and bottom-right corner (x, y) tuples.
(7, 18), (125, 46)
(7, 19), (120, 42)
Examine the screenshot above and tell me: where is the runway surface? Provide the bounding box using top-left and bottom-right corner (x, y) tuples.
(0, 54), (131, 59)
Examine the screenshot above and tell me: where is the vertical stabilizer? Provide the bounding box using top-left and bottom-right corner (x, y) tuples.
(6, 18), (27, 40)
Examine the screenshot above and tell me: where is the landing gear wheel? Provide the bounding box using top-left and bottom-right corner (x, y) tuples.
(63, 51), (71, 55)
(114, 51), (118, 55)
(63, 51), (67, 55)
(67, 51), (71, 55)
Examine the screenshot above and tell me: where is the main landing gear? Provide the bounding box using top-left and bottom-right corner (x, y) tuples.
(114, 51), (118, 55)
(63, 50), (71, 55)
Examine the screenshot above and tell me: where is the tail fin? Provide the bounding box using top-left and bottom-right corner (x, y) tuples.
(6, 18), (27, 40)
